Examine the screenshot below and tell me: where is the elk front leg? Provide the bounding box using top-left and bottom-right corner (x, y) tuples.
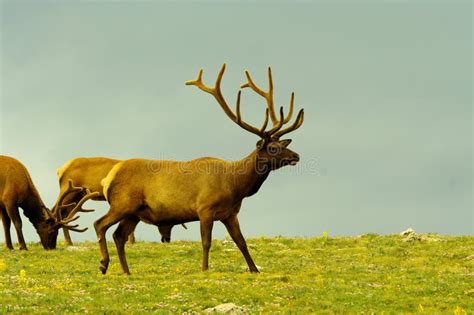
(222, 215), (259, 273)
(113, 216), (140, 275)
(6, 205), (27, 250)
(94, 209), (124, 274)
(1, 208), (13, 250)
(199, 215), (214, 271)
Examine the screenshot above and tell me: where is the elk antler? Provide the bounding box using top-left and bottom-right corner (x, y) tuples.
(45, 179), (99, 232)
(56, 188), (99, 232)
(50, 179), (83, 217)
(186, 64), (304, 140)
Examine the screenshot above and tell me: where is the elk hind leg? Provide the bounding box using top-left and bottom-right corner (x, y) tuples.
(113, 216), (140, 275)
(222, 215), (259, 273)
(1, 208), (13, 250)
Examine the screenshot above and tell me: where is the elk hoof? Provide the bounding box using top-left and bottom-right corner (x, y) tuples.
(99, 265), (108, 274)
(249, 267), (260, 273)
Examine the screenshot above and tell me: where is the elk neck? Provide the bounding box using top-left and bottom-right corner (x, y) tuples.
(20, 178), (48, 229)
(231, 149), (271, 199)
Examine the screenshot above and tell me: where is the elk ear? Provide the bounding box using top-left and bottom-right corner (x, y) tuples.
(256, 139), (266, 150)
(279, 139), (292, 147)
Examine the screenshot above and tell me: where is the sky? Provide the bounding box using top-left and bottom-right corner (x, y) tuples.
(0, 0), (472, 244)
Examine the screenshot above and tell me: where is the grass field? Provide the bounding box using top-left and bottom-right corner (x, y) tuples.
(0, 234), (472, 313)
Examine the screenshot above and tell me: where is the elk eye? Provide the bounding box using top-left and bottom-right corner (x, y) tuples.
(267, 143), (281, 156)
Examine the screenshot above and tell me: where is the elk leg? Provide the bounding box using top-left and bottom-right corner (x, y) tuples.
(222, 215), (259, 273)
(6, 205), (27, 250)
(94, 210), (124, 274)
(1, 208), (13, 250)
(127, 232), (136, 244)
(199, 215), (214, 271)
(113, 216), (140, 275)
(63, 229), (73, 246)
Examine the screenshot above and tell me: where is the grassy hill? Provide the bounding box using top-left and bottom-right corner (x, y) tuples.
(0, 234), (472, 313)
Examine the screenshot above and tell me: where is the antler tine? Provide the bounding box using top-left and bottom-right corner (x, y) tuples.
(267, 107), (285, 136)
(259, 108), (270, 134)
(273, 108), (305, 138)
(282, 92), (295, 124)
(58, 215), (80, 225)
(241, 70), (267, 97)
(236, 89), (242, 123)
(185, 68), (213, 93)
(62, 224), (88, 233)
(235, 90), (272, 137)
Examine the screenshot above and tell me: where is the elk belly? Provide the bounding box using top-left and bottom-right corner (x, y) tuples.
(137, 204), (198, 225)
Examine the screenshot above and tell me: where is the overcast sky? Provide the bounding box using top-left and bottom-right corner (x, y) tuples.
(0, 0), (472, 244)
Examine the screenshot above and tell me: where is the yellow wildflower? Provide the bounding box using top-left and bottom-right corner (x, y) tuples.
(19, 269), (26, 279)
(454, 306), (467, 315)
(0, 260), (6, 271)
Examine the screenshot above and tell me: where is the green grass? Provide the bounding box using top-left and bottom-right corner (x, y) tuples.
(0, 234), (472, 313)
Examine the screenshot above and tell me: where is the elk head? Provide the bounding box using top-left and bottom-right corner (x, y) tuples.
(186, 64), (304, 172)
(39, 180), (99, 249)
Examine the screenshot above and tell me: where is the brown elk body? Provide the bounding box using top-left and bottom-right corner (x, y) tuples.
(56, 157), (183, 245)
(95, 64), (304, 274)
(0, 155), (98, 250)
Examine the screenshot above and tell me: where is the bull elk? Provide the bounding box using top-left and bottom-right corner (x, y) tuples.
(56, 157), (186, 245)
(0, 155), (98, 250)
(95, 64), (304, 274)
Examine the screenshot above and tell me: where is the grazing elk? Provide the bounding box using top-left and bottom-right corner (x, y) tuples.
(56, 157), (185, 245)
(95, 64), (304, 275)
(0, 155), (98, 250)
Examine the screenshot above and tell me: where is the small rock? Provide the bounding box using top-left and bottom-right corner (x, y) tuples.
(402, 234), (421, 242)
(222, 238), (233, 245)
(203, 303), (247, 314)
(241, 265), (262, 272)
(400, 228), (416, 236)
